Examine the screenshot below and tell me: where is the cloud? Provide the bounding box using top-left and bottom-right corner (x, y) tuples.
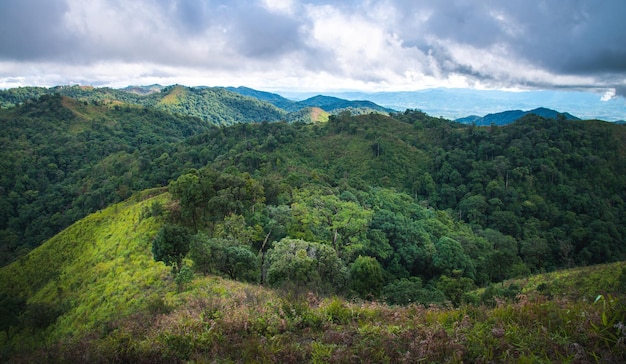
(0, 0), (625, 94)
(0, 0), (75, 60)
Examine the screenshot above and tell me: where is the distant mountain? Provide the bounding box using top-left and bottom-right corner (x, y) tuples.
(456, 107), (580, 125)
(297, 95), (395, 114)
(225, 86), (299, 111)
(120, 84), (164, 95)
(284, 88), (626, 122)
(226, 86), (394, 114)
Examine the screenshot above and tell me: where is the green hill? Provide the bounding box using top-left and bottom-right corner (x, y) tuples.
(225, 86), (395, 115)
(0, 85), (288, 126)
(0, 191), (623, 361)
(456, 107), (580, 125)
(0, 94), (215, 263)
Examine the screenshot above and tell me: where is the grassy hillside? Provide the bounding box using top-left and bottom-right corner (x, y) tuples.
(0, 94), (215, 263)
(0, 85), (288, 126)
(0, 190), (170, 339)
(0, 190), (624, 362)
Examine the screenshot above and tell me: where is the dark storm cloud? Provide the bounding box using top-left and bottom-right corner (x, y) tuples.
(226, 4), (308, 58)
(0, 0), (74, 60)
(393, 0), (626, 77)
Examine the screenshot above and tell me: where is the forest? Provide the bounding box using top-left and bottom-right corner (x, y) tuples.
(0, 90), (625, 362)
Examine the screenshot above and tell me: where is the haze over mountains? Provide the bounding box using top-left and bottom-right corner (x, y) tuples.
(283, 88), (626, 123)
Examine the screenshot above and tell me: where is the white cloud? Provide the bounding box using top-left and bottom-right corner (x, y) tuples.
(0, 0), (624, 96)
(601, 89), (616, 101)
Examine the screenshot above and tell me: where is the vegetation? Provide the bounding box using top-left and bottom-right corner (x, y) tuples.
(0, 94), (215, 264)
(0, 88), (625, 361)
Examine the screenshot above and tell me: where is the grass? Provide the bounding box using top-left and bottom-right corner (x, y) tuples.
(1, 190), (625, 362)
(0, 189), (172, 349)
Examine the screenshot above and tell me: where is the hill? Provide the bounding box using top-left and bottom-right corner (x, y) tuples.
(296, 94), (395, 114)
(456, 107), (580, 125)
(0, 190), (623, 361)
(225, 86), (299, 111)
(120, 84), (164, 95)
(225, 86), (395, 114)
(0, 85), (288, 126)
(1, 103), (626, 361)
(0, 94), (216, 264)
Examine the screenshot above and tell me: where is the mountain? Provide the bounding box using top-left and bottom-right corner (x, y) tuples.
(148, 85), (287, 125)
(285, 88), (626, 122)
(0, 94), (215, 264)
(296, 95), (395, 114)
(455, 107), (580, 126)
(225, 86), (395, 114)
(0, 85), (288, 126)
(225, 86), (299, 111)
(120, 84), (164, 95)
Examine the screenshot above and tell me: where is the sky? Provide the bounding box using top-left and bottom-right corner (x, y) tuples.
(1, 0), (626, 100)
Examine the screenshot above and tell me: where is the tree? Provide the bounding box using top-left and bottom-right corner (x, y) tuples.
(152, 224), (191, 273)
(350, 256), (384, 299)
(437, 271), (476, 307)
(432, 237), (475, 279)
(190, 235), (259, 282)
(290, 188), (372, 259)
(264, 238), (346, 292)
(0, 293), (26, 339)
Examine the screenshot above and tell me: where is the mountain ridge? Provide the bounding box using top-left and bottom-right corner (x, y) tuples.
(455, 107), (580, 125)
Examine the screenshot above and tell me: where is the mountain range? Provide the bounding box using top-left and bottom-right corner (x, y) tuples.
(285, 88), (625, 122)
(2, 84), (618, 127)
(455, 107), (580, 126)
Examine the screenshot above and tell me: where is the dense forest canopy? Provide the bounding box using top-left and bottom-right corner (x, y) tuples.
(1, 92), (624, 288)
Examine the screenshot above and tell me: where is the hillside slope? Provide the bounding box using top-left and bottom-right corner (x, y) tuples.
(0, 194), (623, 363)
(0, 85), (288, 126)
(0, 94), (215, 264)
(0, 190), (171, 346)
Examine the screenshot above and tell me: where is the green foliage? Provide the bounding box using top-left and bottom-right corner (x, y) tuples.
(169, 167), (264, 230)
(432, 236), (476, 279)
(152, 224), (191, 273)
(289, 187), (372, 259)
(190, 235), (258, 282)
(0, 294), (26, 338)
(2, 86), (626, 362)
(174, 266), (194, 290)
(437, 271), (477, 307)
(382, 277), (446, 306)
(265, 238), (347, 293)
(349, 256), (384, 299)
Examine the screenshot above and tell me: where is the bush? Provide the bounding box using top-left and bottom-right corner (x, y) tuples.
(264, 238), (347, 293)
(382, 277), (446, 306)
(350, 256), (384, 299)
